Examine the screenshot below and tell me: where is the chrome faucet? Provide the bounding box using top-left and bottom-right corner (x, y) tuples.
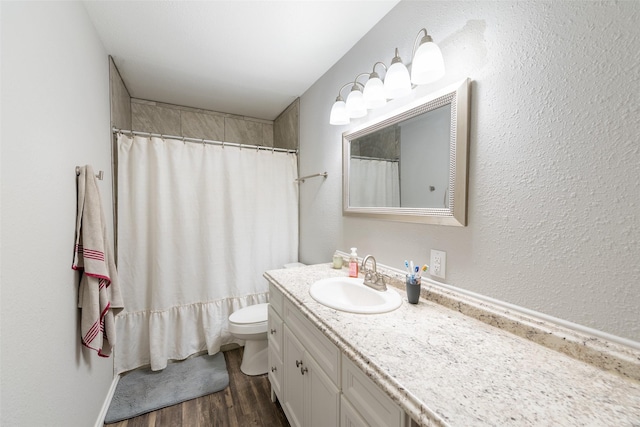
(361, 255), (387, 291)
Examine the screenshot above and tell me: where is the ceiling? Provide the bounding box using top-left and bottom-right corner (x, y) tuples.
(83, 1), (399, 121)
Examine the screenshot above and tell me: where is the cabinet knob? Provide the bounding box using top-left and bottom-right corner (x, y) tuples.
(271, 366), (277, 372)
(300, 366), (308, 375)
(270, 328), (277, 334)
(295, 360), (303, 367)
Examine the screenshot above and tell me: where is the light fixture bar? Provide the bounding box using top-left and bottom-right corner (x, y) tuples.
(329, 26), (446, 125)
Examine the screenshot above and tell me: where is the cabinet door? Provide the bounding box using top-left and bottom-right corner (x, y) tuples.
(342, 355), (405, 427)
(283, 326), (305, 427)
(268, 346), (283, 402)
(305, 353), (340, 427)
(340, 395), (369, 427)
(268, 306), (284, 358)
(268, 306), (285, 402)
(284, 299), (340, 385)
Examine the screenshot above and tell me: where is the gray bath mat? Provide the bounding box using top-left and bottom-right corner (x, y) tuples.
(105, 352), (229, 423)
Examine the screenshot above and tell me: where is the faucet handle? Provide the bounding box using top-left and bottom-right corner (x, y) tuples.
(374, 273), (387, 290)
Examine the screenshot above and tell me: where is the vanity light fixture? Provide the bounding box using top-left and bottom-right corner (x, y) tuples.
(345, 80), (367, 118)
(329, 83), (351, 125)
(329, 27), (445, 125)
(362, 63), (387, 109)
(383, 48), (412, 99)
(410, 28), (445, 85)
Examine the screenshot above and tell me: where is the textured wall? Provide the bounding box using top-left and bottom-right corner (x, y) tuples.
(1, 2), (115, 425)
(299, 1), (640, 342)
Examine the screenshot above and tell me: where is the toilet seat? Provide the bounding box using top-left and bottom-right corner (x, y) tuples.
(229, 303), (268, 335)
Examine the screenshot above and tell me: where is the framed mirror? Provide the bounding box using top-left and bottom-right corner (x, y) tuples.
(342, 78), (470, 226)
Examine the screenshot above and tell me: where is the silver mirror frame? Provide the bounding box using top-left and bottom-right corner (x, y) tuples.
(342, 78), (470, 226)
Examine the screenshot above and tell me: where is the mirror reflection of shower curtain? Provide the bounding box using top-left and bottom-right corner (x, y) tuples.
(114, 134), (298, 374)
(349, 158), (400, 207)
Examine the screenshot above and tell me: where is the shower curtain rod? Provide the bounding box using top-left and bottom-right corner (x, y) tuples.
(112, 127), (298, 154)
(351, 155), (400, 162)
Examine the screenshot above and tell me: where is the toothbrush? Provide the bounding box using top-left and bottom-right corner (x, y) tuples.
(422, 264), (429, 273)
(404, 260), (411, 275)
(409, 261), (414, 279)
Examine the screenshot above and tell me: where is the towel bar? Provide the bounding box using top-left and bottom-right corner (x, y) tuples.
(76, 166), (104, 181)
(295, 172), (328, 183)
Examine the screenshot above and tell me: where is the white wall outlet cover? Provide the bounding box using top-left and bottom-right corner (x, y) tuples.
(430, 249), (446, 279)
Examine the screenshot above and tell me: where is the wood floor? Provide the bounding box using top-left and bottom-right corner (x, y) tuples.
(105, 347), (290, 427)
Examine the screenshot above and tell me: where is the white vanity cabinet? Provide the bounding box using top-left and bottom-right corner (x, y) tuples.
(268, 284), (285, 402)
(281, 297), (341, 427)
(268, 282), (409, 427)
(269, 283), (340, 427)
(267, 305), (284, 401)
(283, 326), (340, 427)
(342, 355), (407, 427)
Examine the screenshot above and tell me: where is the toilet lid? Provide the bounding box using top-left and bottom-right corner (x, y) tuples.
(229, 303), (268, 324)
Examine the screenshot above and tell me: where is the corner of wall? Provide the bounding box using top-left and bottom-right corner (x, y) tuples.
(109, 57), (132, 130)
(274, 98), (300, 151)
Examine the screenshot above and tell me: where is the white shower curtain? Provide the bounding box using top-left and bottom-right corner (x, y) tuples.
(115, 134), (298, 374)
(349, 158), (400, 207)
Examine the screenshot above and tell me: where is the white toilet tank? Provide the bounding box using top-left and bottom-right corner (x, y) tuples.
(228, 303), (268, 337)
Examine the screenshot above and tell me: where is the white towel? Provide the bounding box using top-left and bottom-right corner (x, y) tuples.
(72, 165), (123, 357)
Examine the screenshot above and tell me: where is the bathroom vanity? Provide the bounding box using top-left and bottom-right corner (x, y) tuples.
(265, 263), (640, 426)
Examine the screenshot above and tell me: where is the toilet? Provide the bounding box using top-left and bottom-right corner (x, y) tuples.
(229, 262), (305, 375)
(229, 302), (269, 375)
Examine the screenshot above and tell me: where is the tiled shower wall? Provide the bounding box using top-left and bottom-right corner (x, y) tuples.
(109, 57), (131, 130)
(131, 99), (276, 147)
(109, 57), (299, 150)
(274, 98), (299, 151)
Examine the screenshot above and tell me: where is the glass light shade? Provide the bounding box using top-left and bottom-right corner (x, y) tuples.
(345, 89), (367, 118)
(329, 100), (349, 125)
(411, 40), (445, 85)
(363, 76), (386, 109)
(384, 61), (411, 99)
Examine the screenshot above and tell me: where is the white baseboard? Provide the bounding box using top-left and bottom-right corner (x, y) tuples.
(94, 374), (120, 427)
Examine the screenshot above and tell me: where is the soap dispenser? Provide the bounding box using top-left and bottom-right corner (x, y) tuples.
(348, 248), (359, 278)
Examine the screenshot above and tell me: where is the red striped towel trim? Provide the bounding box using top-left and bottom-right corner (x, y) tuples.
(84, 323), (100, 344)
(83, 340), (110, 358)
(82, 302), (111, 345)
(84, 272), (112, 282)
(74, 245), (105, 261)
(82, 249), (105, 261)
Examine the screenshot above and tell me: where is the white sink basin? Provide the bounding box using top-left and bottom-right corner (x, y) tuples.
(309, 277), (402, 314)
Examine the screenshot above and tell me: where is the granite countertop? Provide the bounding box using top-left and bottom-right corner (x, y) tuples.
(264, 263), (640, 427)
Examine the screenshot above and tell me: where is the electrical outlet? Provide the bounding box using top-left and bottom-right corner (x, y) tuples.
(430, 250), (446, 279)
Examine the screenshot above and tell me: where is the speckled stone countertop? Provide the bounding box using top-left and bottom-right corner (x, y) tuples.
(264, 263), (640, 427)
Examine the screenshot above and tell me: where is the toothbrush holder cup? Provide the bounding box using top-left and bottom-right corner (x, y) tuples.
(405, 275), (421, 304)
